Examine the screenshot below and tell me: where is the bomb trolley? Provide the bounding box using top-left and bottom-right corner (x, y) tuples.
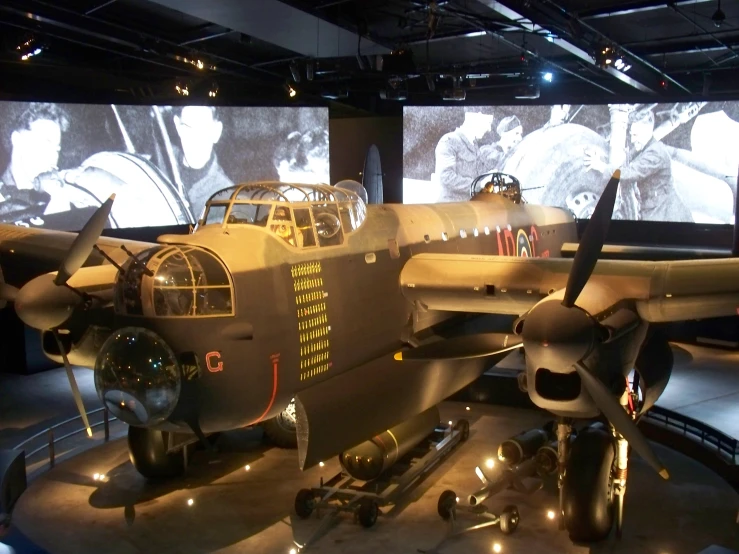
(419, 427), (551, 553)
(292, 417), (470, 549)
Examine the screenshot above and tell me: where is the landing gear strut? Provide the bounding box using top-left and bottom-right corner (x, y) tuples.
(555, 418), (572, 531)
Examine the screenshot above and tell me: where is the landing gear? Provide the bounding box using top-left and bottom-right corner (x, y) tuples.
(561, 424), (615, 542)
(127, 426), (185, 480)
(262, 397), (298, 448)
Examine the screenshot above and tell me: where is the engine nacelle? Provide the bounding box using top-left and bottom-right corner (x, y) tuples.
(633, 332), (673, 415)
(42, 325), (113, 368)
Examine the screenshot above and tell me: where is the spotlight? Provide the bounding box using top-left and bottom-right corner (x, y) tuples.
(208, 82), (219, 98)
(17, 38), (43, 61)
(187, 498), (194, 506)
(245, 465), (251, 471)
(465, 406), (470, 411)
(542, 72), (553, 82)
(319, 461), (325, 467)
(290, 549), (297, 554)
(285, 83), (298, 98)
(596, 46), (616, 68)
(547, 510), (556, 520)
(175, 82), (190, 96)
(486, 458), (495, 469)
(493, 542), (502, 553)
(712, 1), (726, 28)
(289, 60), (301, 83)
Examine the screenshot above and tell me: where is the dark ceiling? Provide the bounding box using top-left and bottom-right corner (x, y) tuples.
(1, 0), (738, 115)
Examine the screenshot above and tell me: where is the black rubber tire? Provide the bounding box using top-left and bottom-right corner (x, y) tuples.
(358, 498), (380, 528)
(262, 414), (298, 448)
(561, 425), (616, 543)
(127, 426), (185, 480)
(294, 488), (315, 519)
(499, 505), (520, 535)
(437, 490), (458, 520)
(454, 419), (470, 442)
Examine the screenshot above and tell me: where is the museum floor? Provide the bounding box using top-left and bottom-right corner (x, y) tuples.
(1, 342), (739, 554)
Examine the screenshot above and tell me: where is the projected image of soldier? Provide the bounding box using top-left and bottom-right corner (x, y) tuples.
(274, 129), (330, 184)
(584, 108), (692, 222)
(479, 115), (524, 173)
(0, 103), (68, 220)
(434, 107), (496, 202)
(173, 106), (234, 218)
(544, 104), (571, 128)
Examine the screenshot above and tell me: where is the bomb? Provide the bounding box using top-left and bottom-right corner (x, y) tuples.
(498, 428), (550, 465)
(339, 406), (440, 481)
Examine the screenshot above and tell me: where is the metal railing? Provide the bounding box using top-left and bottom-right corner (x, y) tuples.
(13, 407), (121, 472)
(644, 405), (739, 465)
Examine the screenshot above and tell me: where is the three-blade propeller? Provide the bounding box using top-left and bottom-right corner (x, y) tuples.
(2, 195), (116, 437)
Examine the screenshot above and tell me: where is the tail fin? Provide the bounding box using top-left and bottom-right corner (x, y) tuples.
(362, 144), (384, 204)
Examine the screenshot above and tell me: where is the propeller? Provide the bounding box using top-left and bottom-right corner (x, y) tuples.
(54, 194), (116, 286)
(6, 194), (116, 437)
(562, 170), (620, 308)
(394, 333), (522, 361)
(521, 169), (669, 480)
(574, 362), (667, 478)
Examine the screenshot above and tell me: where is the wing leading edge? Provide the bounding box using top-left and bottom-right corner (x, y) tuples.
(400, 253), (739, 323)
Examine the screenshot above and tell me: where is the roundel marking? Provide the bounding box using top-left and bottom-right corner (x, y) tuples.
(516, 229), (532, 258)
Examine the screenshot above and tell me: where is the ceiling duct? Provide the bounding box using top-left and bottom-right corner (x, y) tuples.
(146, 0), (389, 58)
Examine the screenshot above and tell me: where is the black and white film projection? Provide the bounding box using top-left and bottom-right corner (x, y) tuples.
(403, 103), (739, 224)
(0, 102), (329, 229)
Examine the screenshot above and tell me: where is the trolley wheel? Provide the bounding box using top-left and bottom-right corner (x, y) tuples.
(454, 419), (470, 442)
(358, 498), (380, 528)
(295, 488), (316, 519)
(437, 490), (458, 520)
(499, 504), (520, 535)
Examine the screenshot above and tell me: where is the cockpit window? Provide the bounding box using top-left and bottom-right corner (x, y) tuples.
(227, 203), (271, 226)
(115, 245), (234, 318)
(203, 204), (227, 226)
(198, 182), (368, 247)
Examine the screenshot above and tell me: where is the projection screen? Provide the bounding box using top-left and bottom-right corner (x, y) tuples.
(0, 102), (329, 230)
(404, 103), (739, 224)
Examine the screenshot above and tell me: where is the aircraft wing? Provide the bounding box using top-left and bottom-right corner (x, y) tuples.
(0, 223), (155, 287)
(400, 253), (739, 323)
(561, 242), (733, 261)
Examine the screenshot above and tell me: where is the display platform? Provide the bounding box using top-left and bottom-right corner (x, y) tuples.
(11, 402), (739, 554)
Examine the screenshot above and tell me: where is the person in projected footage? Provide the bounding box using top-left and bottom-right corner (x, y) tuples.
(478, 115), (524, 176)
(434, 107), (496, 202)
(173, 106), (234, 219)
(0, 103), (97, 222)
(274, 129), (330, 184)
(583, 109), (692, 222)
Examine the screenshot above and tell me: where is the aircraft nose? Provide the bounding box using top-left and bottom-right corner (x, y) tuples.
(94, 327), (181, 427)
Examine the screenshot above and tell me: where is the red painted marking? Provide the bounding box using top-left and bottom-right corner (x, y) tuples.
(503, 229), (515, 256)
(496, 229), (504, 255)
(530, 225), (539, 257)
(250, 354), (280, 425)
(206, 351), (223, 372)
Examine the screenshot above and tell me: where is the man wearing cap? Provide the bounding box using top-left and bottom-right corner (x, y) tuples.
(583, 109), (692, 222)
(480, 115), (524, 173)
(434, 107), (495, 202)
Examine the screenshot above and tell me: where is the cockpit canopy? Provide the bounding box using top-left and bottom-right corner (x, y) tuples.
(197, 181), (367, 248)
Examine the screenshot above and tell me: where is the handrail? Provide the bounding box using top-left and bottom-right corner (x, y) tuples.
(644, 405), (739, 465)
(12, 407), (122, 472)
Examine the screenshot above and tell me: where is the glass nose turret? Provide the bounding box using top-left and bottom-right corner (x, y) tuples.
(94, 327), (181, 427)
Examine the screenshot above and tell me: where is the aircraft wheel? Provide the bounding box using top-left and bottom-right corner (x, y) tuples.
(358, 498), (380, 528)
(127, 426), (184, 480)
(262, 398), (298, 448)
(294, 488), (316, 519)
(561, 425), (616, 542)
(454, 419), (470, 442)
(437, 490), (458, 520)
(499, 505), (520, 535)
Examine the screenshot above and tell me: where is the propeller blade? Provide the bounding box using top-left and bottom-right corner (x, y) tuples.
(562, 170), (621, 308)
(52, 330), (92, 438)
(0, 282), (19, 304)
(574, 362), (668, 480)
(394, 333), (522, 361)
(54, 194), (115, 287)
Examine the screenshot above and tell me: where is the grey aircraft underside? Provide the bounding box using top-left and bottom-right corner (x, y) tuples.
(1, 170), (738, 544)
